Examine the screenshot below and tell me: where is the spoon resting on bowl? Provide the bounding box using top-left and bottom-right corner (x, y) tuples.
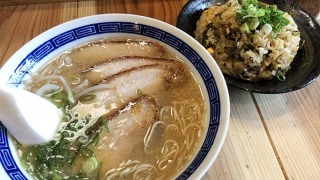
(0, 85), (61, 145)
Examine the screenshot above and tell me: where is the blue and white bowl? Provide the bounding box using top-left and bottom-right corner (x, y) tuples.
(0, 14), (230, 179)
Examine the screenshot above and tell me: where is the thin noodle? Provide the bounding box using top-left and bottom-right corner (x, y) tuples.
(38, 64), (52, 78)
(184, 124), (202, 134)
(139, 164), (157, 171)
(75, 84), (115, 100)
(185, 133), (191, 149)
(157, 149), (178, 170)
(133, 164), (157, 179)
(165, 124), (179, 135)
(119, 167), (132, 178)
(160, 106), (183, 130)
(176, 148), (188, 169)
(34, 75), (75, 103)
(106, 170), (118, 180)
(105, 160), (157, 180)
(157, 159), (168, 170)
(144, 121), (166, 153)
(159, 106), (171, 118)
(184, 115), (202, 148)
(178, 105), (187, 128)
(158, 140), (179, 170)
(73, 79), (90, 92)
(144, 126), (152, 145)
(35, 84), (60, 97)
(164, 149), (178, 160)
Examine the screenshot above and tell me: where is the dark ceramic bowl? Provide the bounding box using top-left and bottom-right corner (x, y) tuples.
(177, 0), (320, 93)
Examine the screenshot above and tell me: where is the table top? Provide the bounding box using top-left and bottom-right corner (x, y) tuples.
(0, 0), (319, 179)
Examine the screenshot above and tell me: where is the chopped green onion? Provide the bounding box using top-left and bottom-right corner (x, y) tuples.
(18, 108), (106, 178)
(136, 89), (143, 95)
(237, 0), (290, 33)
(256, 9), (265, 17)
(61, 131), (69, 138)
(78, 136), (89, 144)
(79, 94), (96, 102)
(66, 123), (77, 132)
(276, 70), (286, 81)
(89, 131), (101, 147)
(248, 17), (259, 30)
(81, 157), (99, 175)
(70, 145), (82, 164)
(50, 91), (70, 108)
(85, 114), (92, 123)
(240, 23), (250, 33)
(52, 170), (63, 180)
(102, 120), (110, 132)
(20, 149), (33, 169)
(80, 147), (94, 158)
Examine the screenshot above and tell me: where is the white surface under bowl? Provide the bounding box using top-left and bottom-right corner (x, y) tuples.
(0, 14), (229, 179)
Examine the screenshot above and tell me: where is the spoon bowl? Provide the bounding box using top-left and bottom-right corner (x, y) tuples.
(0, 85), (61, 145)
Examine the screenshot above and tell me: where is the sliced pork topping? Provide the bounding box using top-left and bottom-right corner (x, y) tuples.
(82, 56), (181, 84)
(72, 96), (158, 176)
(67, 40), (166, 71)
(95, 96), (158, 176)
(95, 63), (185, 105)
(73, 63), (184, 121)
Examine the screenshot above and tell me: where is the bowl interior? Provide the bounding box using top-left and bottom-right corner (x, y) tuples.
(177, 0), (320, 93)
(0, 14), (229, 179)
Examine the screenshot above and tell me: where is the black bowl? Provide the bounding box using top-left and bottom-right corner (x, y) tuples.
(177, 0), (320, 93)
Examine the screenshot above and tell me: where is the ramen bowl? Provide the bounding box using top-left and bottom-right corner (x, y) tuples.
(0, 14), (229, 179)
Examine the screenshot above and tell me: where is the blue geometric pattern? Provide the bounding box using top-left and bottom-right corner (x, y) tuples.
(1, 22), (220, 179)
(163, 34), (183, 50)
(180, 44), (201, 64)
(0, 123), (27, 180)
(53, 31), (76, 47)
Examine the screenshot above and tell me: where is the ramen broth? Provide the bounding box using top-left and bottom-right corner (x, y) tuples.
(15, 39), (206, 179)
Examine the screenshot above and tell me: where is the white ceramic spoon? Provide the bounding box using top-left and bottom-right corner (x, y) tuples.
(0, 85), (61, 145)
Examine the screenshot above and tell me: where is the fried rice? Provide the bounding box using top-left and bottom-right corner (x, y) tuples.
(194, 0), (301, 81)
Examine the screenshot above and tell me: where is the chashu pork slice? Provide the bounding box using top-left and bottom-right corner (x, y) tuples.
(95, 96), (158, 177)
(83, 56), (182, 85)
(72, 96), (159, 177)
(95, 63), (184, 112)
(67, 40), (166, 71)
(72, 63), (184, 122)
